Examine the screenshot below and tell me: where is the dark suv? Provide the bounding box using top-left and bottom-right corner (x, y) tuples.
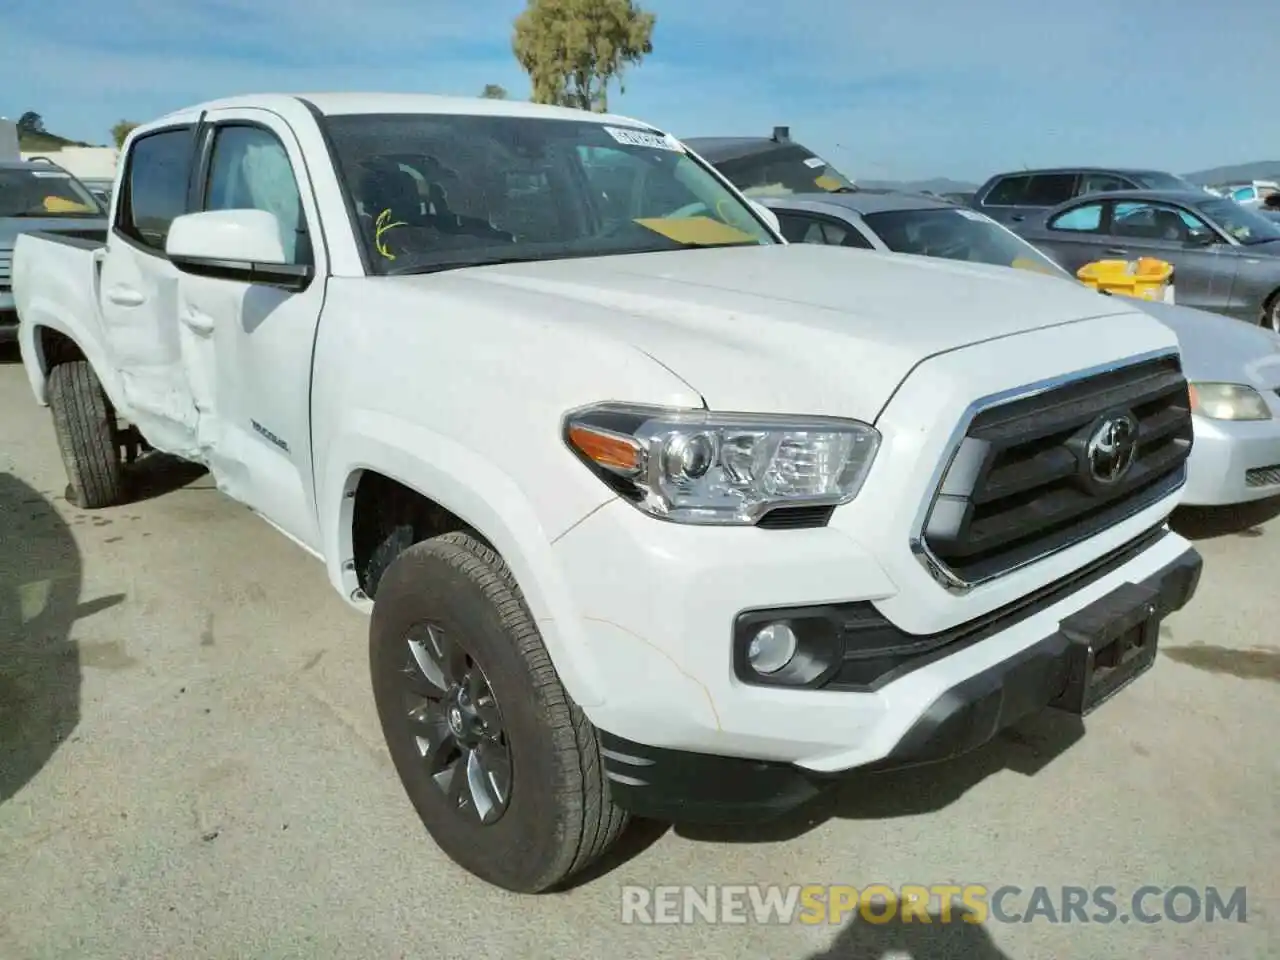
(971, 167), (1203, 229)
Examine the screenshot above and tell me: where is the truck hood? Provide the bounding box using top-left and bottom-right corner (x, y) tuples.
(402, 243), (1144, 418)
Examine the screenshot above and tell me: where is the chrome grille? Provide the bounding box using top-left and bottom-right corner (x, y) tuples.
(0, 248), (11, 292)
(917, 354), (1193, 587)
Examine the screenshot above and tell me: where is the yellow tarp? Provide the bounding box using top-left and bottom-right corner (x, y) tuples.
(633, 216), (755, 246)
(42, 196), (94, 214)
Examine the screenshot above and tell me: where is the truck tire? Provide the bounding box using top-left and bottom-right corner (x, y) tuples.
(46, 360), (126, 509)
(369, 531), (628, 893)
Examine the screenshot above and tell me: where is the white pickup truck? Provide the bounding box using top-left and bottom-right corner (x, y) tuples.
(13, 93), (1203, 893)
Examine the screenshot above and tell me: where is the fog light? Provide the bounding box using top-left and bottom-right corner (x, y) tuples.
(747, 622), (798, 675)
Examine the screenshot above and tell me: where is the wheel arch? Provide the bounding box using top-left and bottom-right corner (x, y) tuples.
(321, 415), (613, 709)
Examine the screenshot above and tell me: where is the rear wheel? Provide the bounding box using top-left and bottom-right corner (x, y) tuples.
(46, 360), (126, 509)
(369, 531), (628, 893)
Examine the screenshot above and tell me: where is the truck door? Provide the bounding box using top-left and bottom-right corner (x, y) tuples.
(98, 124), (203, 456)
(172, 108), (328, 551)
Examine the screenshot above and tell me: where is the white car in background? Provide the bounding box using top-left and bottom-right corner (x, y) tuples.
(757, 190), (1280, 508)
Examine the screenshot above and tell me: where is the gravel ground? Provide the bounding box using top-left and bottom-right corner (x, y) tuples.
(1, 351), (1277, 959)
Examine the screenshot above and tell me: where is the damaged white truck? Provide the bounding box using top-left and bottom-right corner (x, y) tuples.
(13, 94), (1203, 893)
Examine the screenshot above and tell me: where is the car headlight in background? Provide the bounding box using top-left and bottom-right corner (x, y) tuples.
(564, 402), (881, 525)
(1188, 382), (1272, 421)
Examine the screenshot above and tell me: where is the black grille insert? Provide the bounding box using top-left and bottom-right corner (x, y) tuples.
(922, 355), (1192, 585)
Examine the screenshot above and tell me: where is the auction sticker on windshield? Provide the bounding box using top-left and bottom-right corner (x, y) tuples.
(803, 157), (826, 169)
(604, 126), (683, 152)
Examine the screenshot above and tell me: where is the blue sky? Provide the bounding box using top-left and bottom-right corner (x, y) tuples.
(2, 0), (1275, 183)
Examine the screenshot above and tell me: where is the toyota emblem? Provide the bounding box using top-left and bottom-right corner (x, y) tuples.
(1086, 413), (1139, 485)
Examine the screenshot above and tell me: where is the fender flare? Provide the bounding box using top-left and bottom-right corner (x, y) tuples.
(19, 309), (125, 413)
(320, 410), (612, 709)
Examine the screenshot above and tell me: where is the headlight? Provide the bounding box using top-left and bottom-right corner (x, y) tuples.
(563, 402), (881, 525)
(1188, 382), (1272, 421)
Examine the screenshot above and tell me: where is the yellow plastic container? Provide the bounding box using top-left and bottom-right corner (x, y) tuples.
(1076, 257), (1173, 302)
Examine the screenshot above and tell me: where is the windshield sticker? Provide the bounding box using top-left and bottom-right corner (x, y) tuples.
(803, 157), (826, 169)
(31, 170), (70, 178)
(374, 208), (407, 260)
(813, 174), (843, 192)
(633, 216), (756, 246)
(604, 126), (683, 152)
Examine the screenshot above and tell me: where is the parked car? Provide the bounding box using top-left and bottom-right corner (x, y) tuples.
(1, 159), (107, 342)
(1218, 180), (1280, 208)
(971, 167), (1204, 227)
(682, 126), (857, 197)
(13, 93), (1202, 893)
(761, 190), (1280, 507)
(1012, 189), (1280, 329)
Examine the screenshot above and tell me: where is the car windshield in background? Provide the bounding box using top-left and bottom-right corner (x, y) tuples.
(862, 207), (1067, 276)
(320, 114), (776, 276)
(709, 144), (857, 198)
(1132, 172), (1199, 191)
(0, 167), (103, 218)
(1197, 198), (1280, 244)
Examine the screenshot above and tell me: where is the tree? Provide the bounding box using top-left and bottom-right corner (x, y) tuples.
(17, 111), (44, 133)
(513, 0), (655, 112)
(480, 84), (509, 100)
(111, 121), (139, 149)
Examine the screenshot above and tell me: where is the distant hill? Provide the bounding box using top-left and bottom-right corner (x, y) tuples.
(1183, 161), (1280, 186)
(16, 128), (96, 150)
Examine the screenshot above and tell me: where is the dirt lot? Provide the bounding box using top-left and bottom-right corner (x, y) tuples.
(1, 351), (1277, 959)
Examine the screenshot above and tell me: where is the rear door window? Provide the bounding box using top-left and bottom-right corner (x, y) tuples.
(982, 175), (1031, 206)
(1022, 173), (1079, 206)
(1048, 202), (1105, 232)
(118, 127), (194, 252)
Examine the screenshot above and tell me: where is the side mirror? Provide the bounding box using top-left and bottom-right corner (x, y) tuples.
(748, 199), (782, 236)
(166, 209), (313, 291)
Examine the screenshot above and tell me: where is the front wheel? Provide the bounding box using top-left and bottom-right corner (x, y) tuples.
(369, 531), (628, 893)
(1263, 293), (1280, 334)
(46, 360), (126, 509)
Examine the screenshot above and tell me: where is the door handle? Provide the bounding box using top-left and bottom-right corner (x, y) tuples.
(1104, 247), (1128, 256)
(106, 286), (145, 306)
(180, 308), (215, 336)
(1009, 214), (1026, 222)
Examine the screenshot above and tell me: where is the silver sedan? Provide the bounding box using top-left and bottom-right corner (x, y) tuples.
(758, 191), (1280, 507)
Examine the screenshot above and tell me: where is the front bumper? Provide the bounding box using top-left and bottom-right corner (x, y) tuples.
(1182, 413), (1280, 506)
(599, 544), (1201, 824)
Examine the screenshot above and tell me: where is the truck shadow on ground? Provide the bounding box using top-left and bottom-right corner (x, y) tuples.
(1170, 497), (1280, 540)
(0, 472), (124, 805)
(122, 451), (210, 504)
(804, 906), (1013, 960)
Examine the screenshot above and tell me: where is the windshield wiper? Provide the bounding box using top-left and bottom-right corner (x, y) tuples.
(384, 252), (543, 277)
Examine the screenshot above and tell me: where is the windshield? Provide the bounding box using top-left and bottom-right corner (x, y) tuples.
(862, 207), (1068, 276)
(1197, 197), (1280, 244)
(1132, 172), (1199, 192)
(321, 114), (776, 276)
(0, 166), (103, 218)
(707, 144), (857, 199)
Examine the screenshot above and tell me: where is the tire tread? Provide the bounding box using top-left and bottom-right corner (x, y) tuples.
(46, 360), (125, 509)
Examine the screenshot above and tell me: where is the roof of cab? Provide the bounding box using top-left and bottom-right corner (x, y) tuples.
(147, 92), (660, 132)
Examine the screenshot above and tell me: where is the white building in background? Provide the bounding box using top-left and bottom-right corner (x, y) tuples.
(20, 146), (120, 181)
